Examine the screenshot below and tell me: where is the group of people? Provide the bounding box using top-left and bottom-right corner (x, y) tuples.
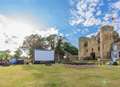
(0, 59), (9, 66)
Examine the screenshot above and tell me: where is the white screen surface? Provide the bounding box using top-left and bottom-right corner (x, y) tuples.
(34, 49), (54, 61)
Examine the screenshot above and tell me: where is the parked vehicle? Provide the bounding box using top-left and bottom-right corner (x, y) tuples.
(9, 58), (24, 64)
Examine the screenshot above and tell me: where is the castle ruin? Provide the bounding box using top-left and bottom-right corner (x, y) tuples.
(79, 25), (120, 60)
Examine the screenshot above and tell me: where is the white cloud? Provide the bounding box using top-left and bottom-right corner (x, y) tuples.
(114, 17), (120, 34)
(81, 28), (89, 35)
(83, 18), (101, 26)
(0, 14), (58, 51)
(69, 0), (120, 35)
(70, 0), (102, 27)
(112, 1), (120, 10)
(96, 10), (101, 16)
(103, 14), (112, 21)
(86, 32), (97, 38)
(110, 1), (120, 35)
(39, 27), (58, 37)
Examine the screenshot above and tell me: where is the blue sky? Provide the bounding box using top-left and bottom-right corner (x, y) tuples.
(0, 0), (120, 50)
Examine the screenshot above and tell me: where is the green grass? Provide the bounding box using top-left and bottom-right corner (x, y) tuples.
(0, 64), (120, 87)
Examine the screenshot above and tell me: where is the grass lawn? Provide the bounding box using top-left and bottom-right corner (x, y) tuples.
(0, 64), (120, 87)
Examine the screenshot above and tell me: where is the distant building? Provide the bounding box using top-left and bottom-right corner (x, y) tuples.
(79, 25), (120, 60)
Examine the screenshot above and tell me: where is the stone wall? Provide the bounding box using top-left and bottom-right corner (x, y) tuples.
(100, 25), (114, 59)
(79, 25), (119, 60)
(79, 37), (100, 60)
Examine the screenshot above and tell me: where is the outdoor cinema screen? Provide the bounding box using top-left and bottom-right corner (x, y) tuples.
(34, 49), (54, 61)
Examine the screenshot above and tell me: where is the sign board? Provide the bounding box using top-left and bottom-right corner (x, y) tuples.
(34, 49), (54, 61)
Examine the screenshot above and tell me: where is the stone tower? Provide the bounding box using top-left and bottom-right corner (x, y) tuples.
(79, 37), (89, 59)
(99, 25), (114, 59)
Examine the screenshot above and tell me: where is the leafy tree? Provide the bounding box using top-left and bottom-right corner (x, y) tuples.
(55, 36), (65, 62)
(22, 34), (78, 62)
(22, 34), (47, 59)
(64, 42), (78, 55)
(13, 49), (22, 58)
(22, 34), (46, 49)
(46, 34), (58, 50)
(28, 48), (34, 59)
(0, 51), (10, 60)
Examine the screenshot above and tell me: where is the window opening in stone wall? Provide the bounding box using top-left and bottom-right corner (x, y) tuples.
(84, 42), (88, 47)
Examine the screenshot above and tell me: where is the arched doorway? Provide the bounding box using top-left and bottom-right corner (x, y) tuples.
(90, 48), (96, 60)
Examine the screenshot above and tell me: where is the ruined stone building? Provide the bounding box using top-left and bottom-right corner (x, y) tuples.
(79, 25), (120, 60)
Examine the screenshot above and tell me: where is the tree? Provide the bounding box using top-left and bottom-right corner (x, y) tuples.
(22, 34), (48, 59)
(0, 51), (11, 60)
(64, 42), (78, 55)
(22, 34), (78, 62)
(54, 36), (65, 62)
(46, 34), (58, 50)
(13, 49), (22, 58)
(22, 34), (46, 49)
